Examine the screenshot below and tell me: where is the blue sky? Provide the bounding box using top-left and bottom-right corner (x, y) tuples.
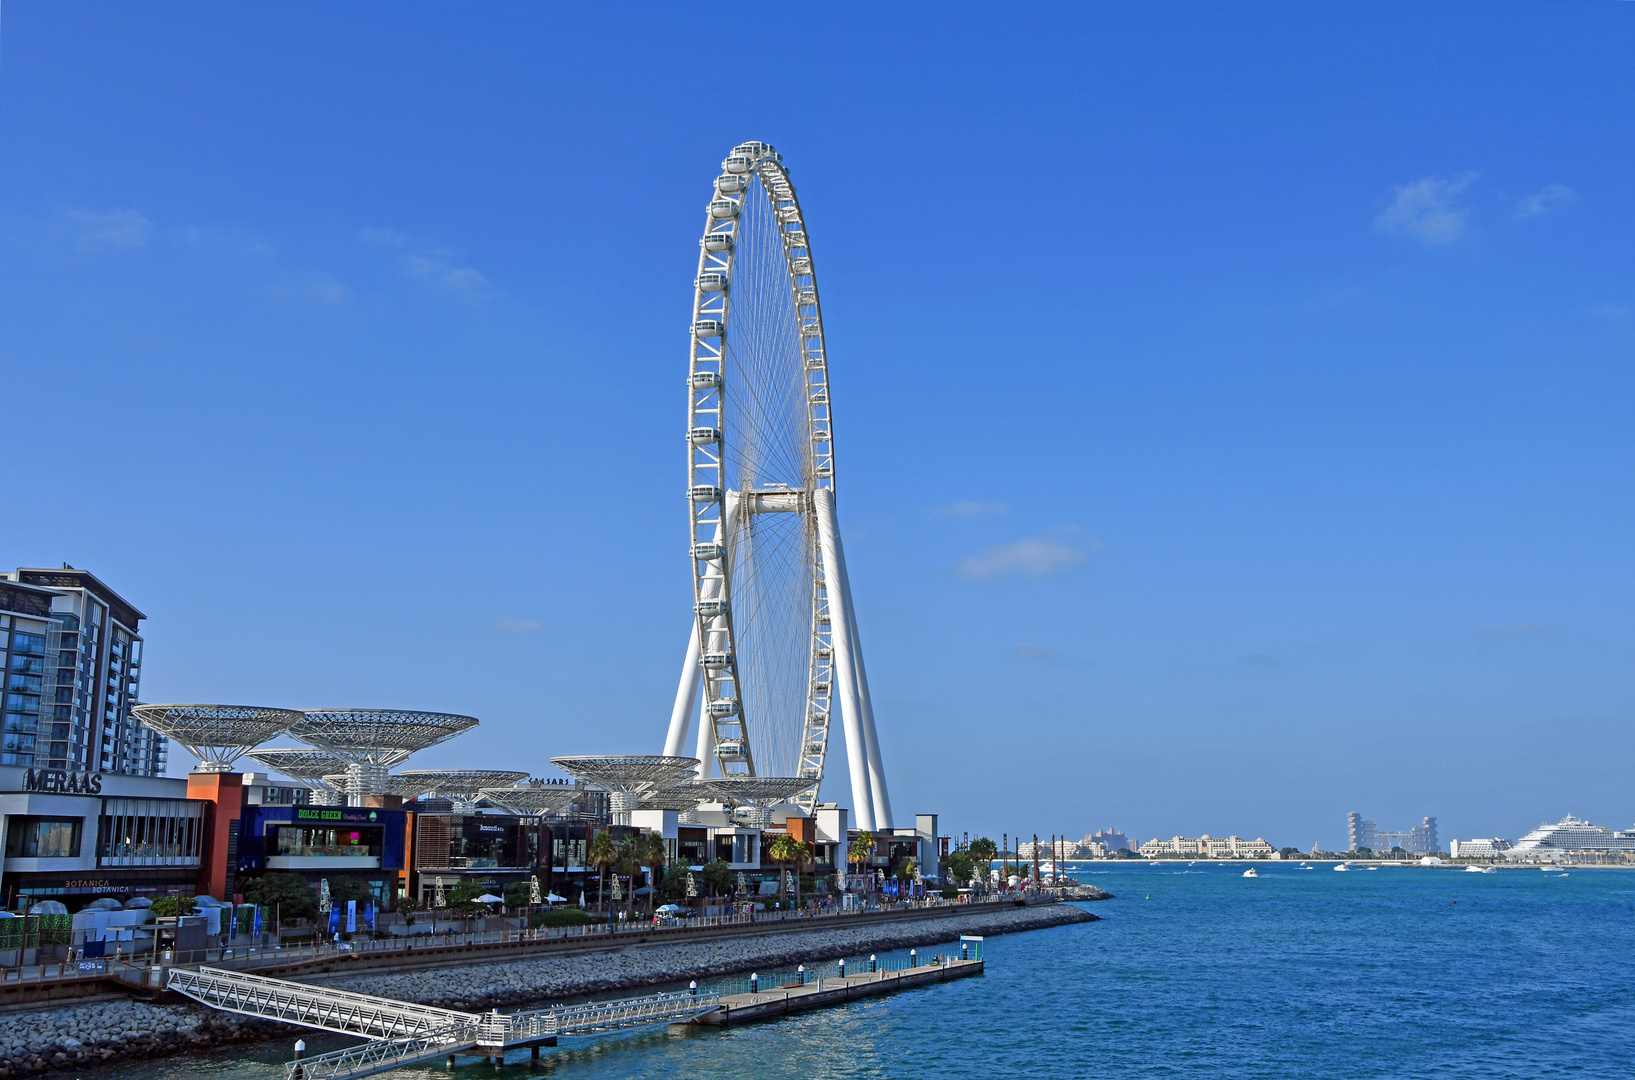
(2, 4), (1631, 849)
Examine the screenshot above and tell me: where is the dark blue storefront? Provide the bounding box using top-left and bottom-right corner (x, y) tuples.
(235, 804), (408, 906)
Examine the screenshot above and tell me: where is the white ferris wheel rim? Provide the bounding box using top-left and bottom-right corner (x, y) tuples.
(686, 141), (836, 801)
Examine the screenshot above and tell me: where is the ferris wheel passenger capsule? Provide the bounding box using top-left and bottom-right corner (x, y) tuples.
(714, 175), (748, 195)
(692, 319), (725, 338)
(696, 272), (728, 292)
(811, 429), (831, 443)
(722, 155), (754, 174)
(701, 652), (733, 669)
(709, 199), (740, 219)
(789, 258), (812, 275)
(694, 599), (730, 616)
(811, 681), (830, 695)
(689, 485), (723, 501)
(717, 740), (748, 760)
(691, 542), (726, 559)
(690, 372), (723, 390)
(708, 699), (740, 718)
(796, 289), (817, 305)
(701, 233), (734, 253)
(688, 426), (722, 444)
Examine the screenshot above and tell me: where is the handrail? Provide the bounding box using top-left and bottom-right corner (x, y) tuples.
(283, 1023), (476, 1080)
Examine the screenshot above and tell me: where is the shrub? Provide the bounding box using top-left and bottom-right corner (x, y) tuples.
(530, 908), (590, 928)
(149, 896), (197, 918)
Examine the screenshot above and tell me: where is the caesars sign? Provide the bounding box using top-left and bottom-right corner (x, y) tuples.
(20, 768), (104, 794)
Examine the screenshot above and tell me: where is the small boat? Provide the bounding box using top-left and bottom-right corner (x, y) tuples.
(1464, 866), (1494, 874)
(1334, 863), (1351, 871)
(1242, 868), (1258, 878)
(1366, 866), (1379, 871)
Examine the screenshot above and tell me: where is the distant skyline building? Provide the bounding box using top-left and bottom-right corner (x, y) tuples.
(1139, 834), (1275, 859)
(0, 566), (166, 777)
(1091, 828), (1132, 853)
(1347, 812), (1438, 854)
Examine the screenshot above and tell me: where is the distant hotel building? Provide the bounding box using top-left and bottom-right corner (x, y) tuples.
(1347, 812), (1438, 855)
(1139, 834), (1275, 858)
(0, 566), (166, 777)
(1449, 838), (1512, 858)
(1091, 828), (1132, 853)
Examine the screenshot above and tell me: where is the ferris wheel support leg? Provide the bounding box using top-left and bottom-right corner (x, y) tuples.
(826, 502), (895, 830)
(814, 488), (876, 832)
(693, 688), (716, 780)
(663, 621), (703, 758)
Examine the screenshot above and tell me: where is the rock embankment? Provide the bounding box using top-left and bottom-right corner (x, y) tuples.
(0, 999), (280, 1078)
(327, 902), (1096, 1010)
(1060, 883), (1114, 901)
(0, 902), (1095, 1075)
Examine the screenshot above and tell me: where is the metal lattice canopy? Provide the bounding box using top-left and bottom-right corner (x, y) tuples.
(477, 784), (585, 815)
(639, 784), (712, 811)
(549, 756), (700, 794)
(130, 705), (304, 773)
(288, 709), (480, 766)
(245, 748), (352, 784)
(393, 769), (529, 800)
(694, 776), (814, 807)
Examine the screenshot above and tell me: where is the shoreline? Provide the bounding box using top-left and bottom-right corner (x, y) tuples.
(0, 903), (1095, 1077)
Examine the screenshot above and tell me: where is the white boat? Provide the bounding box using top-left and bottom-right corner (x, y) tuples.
(1464, 866), (1494, 873)
(1334, 863), (1351, 871)
(1242, 868), (1257, 878)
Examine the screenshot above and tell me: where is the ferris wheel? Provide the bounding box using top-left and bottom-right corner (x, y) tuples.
(659, 141), (893, 831)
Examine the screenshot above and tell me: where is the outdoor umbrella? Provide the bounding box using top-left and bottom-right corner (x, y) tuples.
(474, 893), (504, 904)
(546, 894), (567, 903)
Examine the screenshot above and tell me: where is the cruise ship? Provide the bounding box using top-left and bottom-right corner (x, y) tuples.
(1507, 815), (1635, 858)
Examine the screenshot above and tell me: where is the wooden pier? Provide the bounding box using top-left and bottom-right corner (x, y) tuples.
(690, 956), (983, 1025)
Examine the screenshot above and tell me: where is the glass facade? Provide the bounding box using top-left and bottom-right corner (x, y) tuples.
(4, 816), (84, 858)
(96, 797), (205, 867)
(273, 824), (383, 859)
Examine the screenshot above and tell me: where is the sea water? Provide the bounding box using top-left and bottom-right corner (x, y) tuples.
(122, 861), (1635, 1078)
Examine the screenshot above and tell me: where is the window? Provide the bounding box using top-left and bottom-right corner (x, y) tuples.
(2, 733), (36, 752)
(50, 724), (69, 739)
(7, 674), (42, 693)
(11, 634), (45, 656)
(6, 694), (39, 714)
(4, 713), (36, 732)
(9, 655), (41, 673)
(274, 826), (382, 858)
(4, 817), (83, 858)
(0, 753), (33, 766)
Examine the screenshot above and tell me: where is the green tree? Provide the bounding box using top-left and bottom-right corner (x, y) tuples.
(588, 830), (617, 912)
(946, 850), (976, 888)
(502, 881), (532, 909)
(614, 834), (643, 919)
(241, 872), (317, 921)
(700, 859), (732, 898)
(968, 837), (998, 894)
(848, 832), (876, 886)
(768, 833), (797, 900)
(792, 839), (814, 907)
(149, 895), (197, 917)
(641, 833), (669, 915)
(896, 857), (917, 883)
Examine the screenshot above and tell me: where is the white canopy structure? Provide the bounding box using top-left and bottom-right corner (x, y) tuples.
(662, 141), (893, 829)
(694, 776), (814, 828)
(391, 769), (529, 802)
(245, 748), (350, 805)
(288, 709), (479, 804)
(549, 755), (700, 825)
(476, 783), (585, 816)
(130, 705), (303, 773)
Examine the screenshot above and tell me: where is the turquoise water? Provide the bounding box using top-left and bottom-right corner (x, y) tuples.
(125, 862), (1635, 1078)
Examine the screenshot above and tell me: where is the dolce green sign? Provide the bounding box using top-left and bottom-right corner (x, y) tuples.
(295, 808), (379, 822)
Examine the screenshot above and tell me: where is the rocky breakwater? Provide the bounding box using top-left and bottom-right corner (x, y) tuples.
(0, 999), (279, 1078)
(331, 902), (1097, 1011)
(1059, 883), (1114, 901)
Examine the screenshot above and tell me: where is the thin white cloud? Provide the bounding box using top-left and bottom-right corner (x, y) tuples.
(956, 535), (1087, 580)
(269, 273), (351, 305)
(1515, 184), (1576, 219)
(363, 227), (486, 294)
(1375, 174), (1477, 246)
(67, 209), (153, 248)
(487, 617), (542, 635)
(936, 500), (1009, 517)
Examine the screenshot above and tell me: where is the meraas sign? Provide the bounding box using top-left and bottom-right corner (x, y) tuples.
(21, 769), (103, 794)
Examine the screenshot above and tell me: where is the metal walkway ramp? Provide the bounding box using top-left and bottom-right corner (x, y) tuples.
(167, 966), (720, 1080)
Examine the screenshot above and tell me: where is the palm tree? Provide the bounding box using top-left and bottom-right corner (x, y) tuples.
(641, 832), (668, 916)
(767, 833), (796, 906)
(614, 835), (643, 920)
(792, 839), (814, 909)
(588, 830), (617, 913)
(848, 832), (876, 889)
(969, 837), (998, 896)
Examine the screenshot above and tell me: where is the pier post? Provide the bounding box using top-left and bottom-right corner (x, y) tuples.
(910, 949), (917, 968)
